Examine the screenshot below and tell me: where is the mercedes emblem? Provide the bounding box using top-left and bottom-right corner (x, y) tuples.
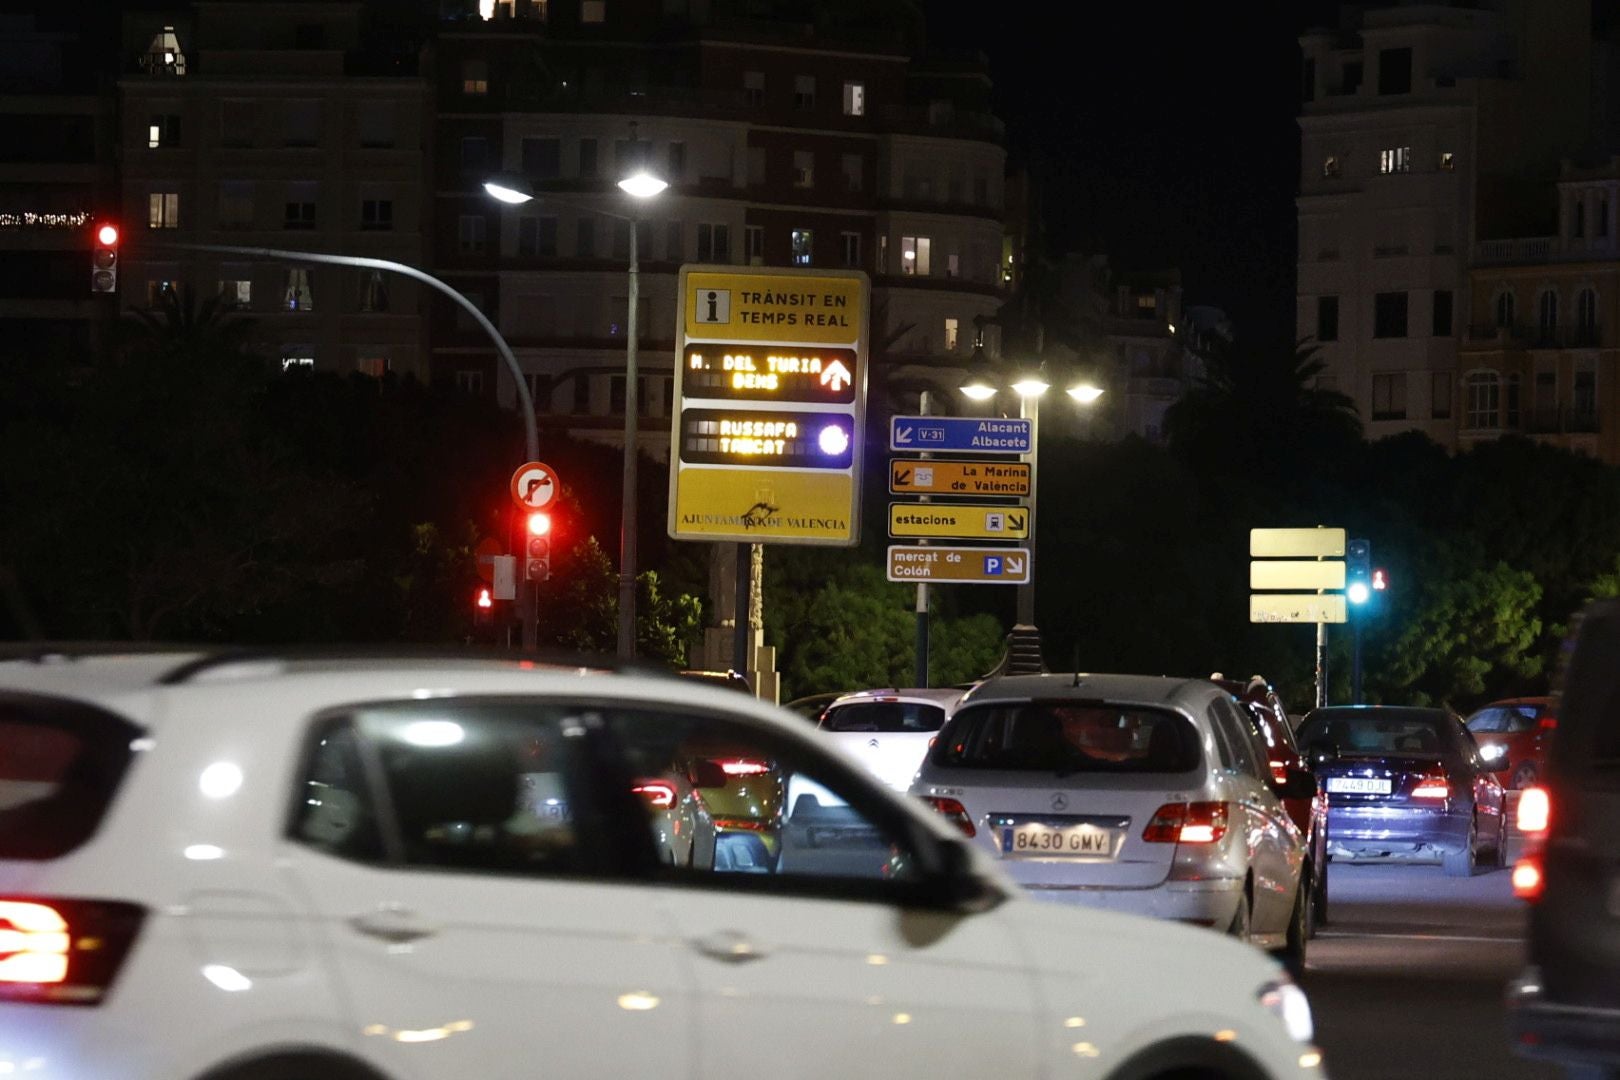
(1051, 792), (1068, 811)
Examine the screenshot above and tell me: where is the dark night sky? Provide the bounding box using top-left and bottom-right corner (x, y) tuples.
(926, 1), (1343, 347)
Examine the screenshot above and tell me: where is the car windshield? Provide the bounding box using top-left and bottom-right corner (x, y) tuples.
(932, 701), (1201, 774)
(1298, 709), (1453, 755)
(821, 701), (946, 733)
(0, 693), (140, 860)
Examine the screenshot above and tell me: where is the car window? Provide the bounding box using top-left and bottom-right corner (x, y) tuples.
(1210, 698), (1266, 781)
(1298, 710), (1453, 755)
(1466, 707), (1506, 734)
(291, 722), (386, 862)
(822, 701), (946, 733)
(933, 702), (1201, 774)
(0, 692), (139, 861)
(1504, 707), (1539, 733)
(605, 710), (930, 900)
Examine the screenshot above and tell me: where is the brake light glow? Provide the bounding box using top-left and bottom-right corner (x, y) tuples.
(1512, 858), (1544, 901)
(0, 901), (70, 984)
(922, 797), (976, 838)
(1269, 760), (1289, 786)
(716, 759), (771, 777)
(1518, 786), (1550, 834)
(1143, 802), (1229, 844)
(712, 817), (769, 832)
(1411, 776), (1450, 800)
(631, 781), (676, 810)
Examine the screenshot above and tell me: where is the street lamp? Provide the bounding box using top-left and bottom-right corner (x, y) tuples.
(483, 154), (666, 660)
(958, 326), (1104, 650)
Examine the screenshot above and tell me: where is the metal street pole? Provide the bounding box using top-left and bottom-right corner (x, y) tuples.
(617, 221), (640, 660)
(1352, 616), (1364, 705)
(1315, 620), (1328, 709)
(914, 388), (931, 688)
(162, 242), (543, 649)
(1016, 391), (1039, 627)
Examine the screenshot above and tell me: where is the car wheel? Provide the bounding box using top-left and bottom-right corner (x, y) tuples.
(1227, 889), (1252, 944)
(1311, 858), (1329, 932)
(1493, 813), (1510, 868)
(1443, 818), (1478, 877)
(1512, 762), (1538, 790)
(1273, 883), (1308, 977)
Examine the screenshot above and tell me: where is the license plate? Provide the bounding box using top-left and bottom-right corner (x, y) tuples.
(1326, 777), (1392, 795)
(1003, 824), (1116, 857)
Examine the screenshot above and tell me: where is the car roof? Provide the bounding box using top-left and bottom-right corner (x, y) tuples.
(958, 672), (1220, 712)
(828, 687), (964, 707)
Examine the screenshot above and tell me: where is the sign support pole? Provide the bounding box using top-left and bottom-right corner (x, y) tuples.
(1315, 619), (1328, 709)
(1352, 618), (1364, 705)
(914, 389), (931, 688)
(733, 541), (750, 676)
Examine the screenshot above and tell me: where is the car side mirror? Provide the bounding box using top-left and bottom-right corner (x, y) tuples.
(1481, 756), (1514, 774)
(1275, 766), (1318, 800)
(929, 838), (1002, 914)
(688, 760), (727, 789)
(1306, 741), (1338, 768)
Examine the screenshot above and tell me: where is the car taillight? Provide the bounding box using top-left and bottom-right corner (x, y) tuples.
(1269, 760), (1289, 786)
(1411, 775), (1450, 800)
(712, 817), (769, 832)
(1143, 802), (1229, 844)
(1512, 857), (1544, 901)
(0, 898), (145, 1006)
(1518, 786), (1550, 834)
(715, 758), (771, 777)
(922, 797), (976, 838)
(631, 781), (676, 809)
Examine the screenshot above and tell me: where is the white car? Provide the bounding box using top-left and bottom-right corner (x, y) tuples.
(912, 673), (1316, 968)
(817, 687), (964, 791)
(0, 649), (1326, 1080)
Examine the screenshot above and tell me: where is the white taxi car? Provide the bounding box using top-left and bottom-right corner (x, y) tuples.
(0, 648), (1326, 1080)
(817, 687), (964, 791)
(912, 674), (1317, 969)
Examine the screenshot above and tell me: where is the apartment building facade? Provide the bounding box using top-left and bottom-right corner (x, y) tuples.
(118, 1), (430, 379)
(1296, 0), (1602, 445)
(431, 0), (1008, 459)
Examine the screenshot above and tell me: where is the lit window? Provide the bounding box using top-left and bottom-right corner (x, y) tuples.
(458, 214), (487, 254)
(745, 225), (764, 266)
(842, 81), (865, 116)
(900, 235), (931, 276)
(146, 279), (179, 307)
(1379, 147), (1411, 174)
(141, 26), (187, 76)
(462, 60), (489, 96)
(284, 268), (314, 311)
(360, 199), (393, 231)
(582, 0), (605, 22)
(148, 114), (181, 149)
(793, 150), (814, 188)
(148, 192), (180, 229)
(1322, 155), (1341, 178)
(794, 74), (816, 110)
(357, 355), (390, 378)
(944, 317), (959, 351)
(791, 229), (813, 266)
(1439, 151), (1455, 171)
(217, 278), (252, 310)
(280, 348), (315, 373)
(840, 231), (861, 268)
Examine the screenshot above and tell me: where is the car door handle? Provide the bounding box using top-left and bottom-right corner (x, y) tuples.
(690, 929), (769, 964)
(349, 905), (437, 944)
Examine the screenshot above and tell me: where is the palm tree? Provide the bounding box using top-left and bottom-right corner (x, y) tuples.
(121, 284), (258, 367)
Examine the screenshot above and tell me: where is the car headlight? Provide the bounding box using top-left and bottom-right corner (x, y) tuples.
(1480, 743), (1506, 761)
(1258, 978), (1314, 1043)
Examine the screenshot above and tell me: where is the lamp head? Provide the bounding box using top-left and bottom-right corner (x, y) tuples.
(618, 171), (668, 199)
(482, 174), (535, 205)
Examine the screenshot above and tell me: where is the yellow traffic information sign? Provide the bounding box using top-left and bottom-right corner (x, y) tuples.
(1249, 527), (1347, 558)
(887, 546), (1031, 584)
(1249, 560), (1346, 591)
(889, 503), (1029, 540)
(1250, 595), (1348, 624)
(889, 459), (1030, 497)
(669, 266), (867, 546)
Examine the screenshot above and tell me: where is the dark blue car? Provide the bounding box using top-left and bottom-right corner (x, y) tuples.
(1296, 705), (1510, 877)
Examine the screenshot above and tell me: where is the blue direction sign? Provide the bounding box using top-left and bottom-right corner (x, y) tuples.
(889, 416), (1032, 454)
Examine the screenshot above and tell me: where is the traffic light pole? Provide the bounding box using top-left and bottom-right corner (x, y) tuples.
(914, 389), (932, 688)
(1352, 618), (1364, 705)
(617, 222), (640, 660)
(157, 243), (542, 648)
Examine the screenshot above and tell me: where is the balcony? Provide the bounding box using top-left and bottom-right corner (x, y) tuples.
(1466, 323), (1603, 348)
(875, 104), (1005, 143)
(1526, 405), (1601, 435)
(1474, 237), (1554, 263)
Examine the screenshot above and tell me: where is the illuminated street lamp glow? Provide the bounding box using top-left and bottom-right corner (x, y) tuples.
(1067, 383), (1105, 404)
(959, 381), (998, 401)
(617, 171), (669, 199)
(818, 424), (850, 455)
(483, 179), (535, 205)
(1011, 375), (1049, 398)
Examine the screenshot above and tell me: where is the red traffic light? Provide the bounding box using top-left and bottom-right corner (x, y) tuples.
(96, 223), (119, 247)
(1372, 568), (1388, 591)
(526, 511), (552, 537)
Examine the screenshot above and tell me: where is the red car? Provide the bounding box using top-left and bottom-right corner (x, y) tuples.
(1464, 696), (1556, 789)
(1213, 675), (1331, 931)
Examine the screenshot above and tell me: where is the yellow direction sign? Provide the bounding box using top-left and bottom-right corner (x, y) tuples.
(1250, 560), (1346, 591)
(889, 503), (1029, 540)
(889, 459), (1030, 497)
(1250, 595), (1347, 624)
(1250, 527), (1346, 558)
(887, 546), (1031, 584)
(670, 266), (868, 546)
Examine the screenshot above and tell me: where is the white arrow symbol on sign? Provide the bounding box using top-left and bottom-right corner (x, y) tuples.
(1005, 556), (1026, 575)
(895, 426), (914, 444)
(820, 359), (852, 392)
